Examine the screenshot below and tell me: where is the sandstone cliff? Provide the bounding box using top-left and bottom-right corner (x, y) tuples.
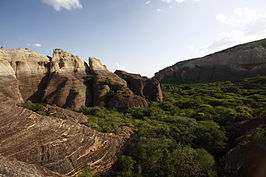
(0, 48), (162, 111)
(0, 48), (162, 176)
(154, 39), (266, 83)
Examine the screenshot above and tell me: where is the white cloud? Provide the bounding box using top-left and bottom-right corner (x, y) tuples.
(145, 1), (151, 5)
(43, 0), (83, 11)
(115, 63), (130, 72)
(27, 43), (43, 48)
(207, 8), (266, 51)
(216, 8), (264, 26)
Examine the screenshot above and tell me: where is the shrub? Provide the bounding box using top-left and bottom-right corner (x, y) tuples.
(17, 102), (47, 116)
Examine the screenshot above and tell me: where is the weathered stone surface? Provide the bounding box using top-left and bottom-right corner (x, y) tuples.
(0, 48), (50, 101)
(46, 104), (88, 124)
(154, 39), (266, 83)
(0, 48), (91, 109)
(89, 58), (149, 110)
(222, 138), (266, 177)
(30, 49), (90, 109)
(0, 49), (135, 176)
(89, 57), (108, 71)
(108, 90), (149, 112)
(115, 70), (163, 102)
(0, 155), (64, 177)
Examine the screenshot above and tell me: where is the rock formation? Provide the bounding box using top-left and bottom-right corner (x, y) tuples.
(0, 48), (90, 109)
(0, 48), (160, 111)
(30, 49), (90, 109)
(0, 48), (162, 176)
(89, 57), (149, 111)
(115, 70), (163, 103)
(0, 48), (136, 176)
(154, 39), (266, 83)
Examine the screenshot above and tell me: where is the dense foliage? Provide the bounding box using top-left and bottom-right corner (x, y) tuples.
(79, 76), (266, 177)
(17, 102), (47, 116)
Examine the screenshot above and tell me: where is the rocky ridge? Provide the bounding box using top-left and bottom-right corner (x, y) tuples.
(154, 39), (266, 83)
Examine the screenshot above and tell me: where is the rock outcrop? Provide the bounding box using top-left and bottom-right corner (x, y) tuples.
(154, 39), (266, 83)
(0, 48), (90, 109)
(0, 48), (137, 176)
(0, 48), (163, 176)
(222, 117), (266, 177)
(115, 70), (163, 102)
(0, 48), (161, 111)
(89, 57), (149, 111)
(30, 49), (90, 109)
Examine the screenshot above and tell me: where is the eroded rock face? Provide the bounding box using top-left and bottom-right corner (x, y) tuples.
(31, 49), (90, 109)
(0, 48), (50, 101)
(115, 70), (163, 102)
(0, 49), (136, 176)
(89, 57), (108, 71)
(154, 39), (266, 83)
(89, 58), (149, 111)
(0, 48), (90, 109)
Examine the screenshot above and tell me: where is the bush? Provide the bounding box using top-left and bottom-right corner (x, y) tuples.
(17, 102), (47, 116)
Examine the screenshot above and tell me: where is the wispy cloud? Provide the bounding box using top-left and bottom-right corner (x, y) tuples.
(208, 8), (266, 50)
(145, 1), (151, 5)
(27, 43), (43, 48)
(189, 8), (266, 56)
(43, 0), (83, 11)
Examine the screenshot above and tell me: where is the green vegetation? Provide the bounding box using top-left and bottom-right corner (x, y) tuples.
(78, 76), (266, 177)
(245, 128), (266, 142)
(17, 102), (47, 116)
(245, 38), (266, 48)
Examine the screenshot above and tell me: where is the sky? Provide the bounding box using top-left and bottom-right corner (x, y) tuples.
(1, 0), (266, 77)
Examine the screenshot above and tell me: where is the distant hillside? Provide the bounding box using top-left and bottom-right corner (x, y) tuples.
(154, 38), (266, 83)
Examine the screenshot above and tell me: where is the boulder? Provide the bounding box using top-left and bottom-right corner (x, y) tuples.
(222, 117), (266, 177)
(222, 138), (266, 177)
(89, 58), (149, 110)
(115, 70), (163, 102)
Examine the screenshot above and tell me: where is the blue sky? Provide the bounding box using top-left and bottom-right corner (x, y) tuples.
(1, 0), (266, 76)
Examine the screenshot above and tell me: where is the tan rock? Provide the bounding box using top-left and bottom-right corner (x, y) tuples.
(89, 57), (108, 71)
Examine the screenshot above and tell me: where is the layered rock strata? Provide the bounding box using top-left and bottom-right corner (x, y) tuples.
(0, 48), (137, 176)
